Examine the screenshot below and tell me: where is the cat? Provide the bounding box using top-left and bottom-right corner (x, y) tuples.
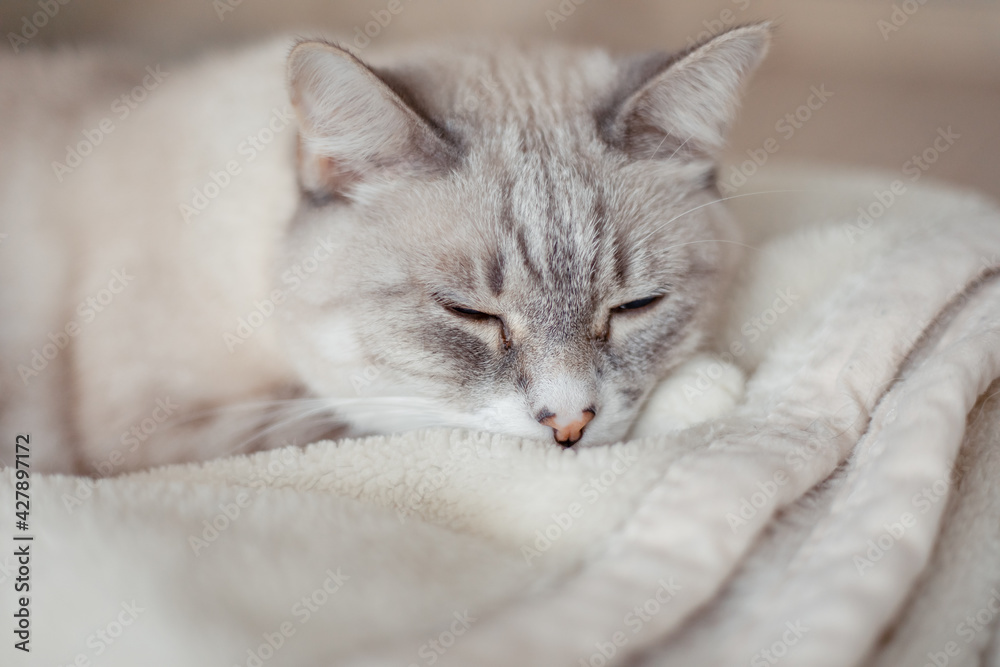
(0, 23), (769, 474)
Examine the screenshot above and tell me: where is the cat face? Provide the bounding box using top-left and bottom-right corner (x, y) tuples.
(278, 26), (769, 446)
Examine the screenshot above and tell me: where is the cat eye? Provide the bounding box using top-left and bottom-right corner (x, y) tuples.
(446, 304), (495, 321)
(440, 300), (512, 350)
(432, 294), (497, 322)
(613, 295), (664, 312)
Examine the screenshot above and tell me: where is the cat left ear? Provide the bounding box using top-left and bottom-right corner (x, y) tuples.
(604, 23), (771, 161)
(287, 40), (458, 200)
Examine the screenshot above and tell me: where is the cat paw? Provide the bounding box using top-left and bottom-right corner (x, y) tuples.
(629, 353), (745, 438)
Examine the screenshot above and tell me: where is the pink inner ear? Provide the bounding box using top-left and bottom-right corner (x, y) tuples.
(621, 107), (693, 161)
(287, 41), (460, 201)
(609, 24), (770, 162)
(296, 138), (360, 198)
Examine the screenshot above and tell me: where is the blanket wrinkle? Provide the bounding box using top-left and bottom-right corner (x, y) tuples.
(633, 188), (1000, 665)
(731, 285), (1000, 667)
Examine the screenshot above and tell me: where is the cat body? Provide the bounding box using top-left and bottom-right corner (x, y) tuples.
(1, 42), (302, 470)
(0, 28), (768, 473)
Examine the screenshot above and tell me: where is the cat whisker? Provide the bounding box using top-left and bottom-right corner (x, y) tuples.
(661, 133), (693, 161)
(319, 396), (483, 432)
(637, 188), (812, 246)
(223, 403), (339, 458)
(217, 395), (473, 457)
(660, 239), (761, 253)
(170, 397), (331, 428)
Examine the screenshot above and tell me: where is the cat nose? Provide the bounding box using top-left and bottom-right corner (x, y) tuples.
(538, 408), (596, 447)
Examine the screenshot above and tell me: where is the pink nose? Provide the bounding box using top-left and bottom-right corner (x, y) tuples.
(539, 409), (596, 447)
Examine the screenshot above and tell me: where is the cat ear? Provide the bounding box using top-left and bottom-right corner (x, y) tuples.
(604, 23), (771, 161)
(287, 40), (457, 199)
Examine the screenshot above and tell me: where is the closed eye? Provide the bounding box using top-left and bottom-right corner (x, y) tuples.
(612, 295), (664, 313)
(439, 300), (512, 350)
(446, 304), (495, 321)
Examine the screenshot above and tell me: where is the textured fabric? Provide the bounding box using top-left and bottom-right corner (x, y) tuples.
(2, 164), (999, 667)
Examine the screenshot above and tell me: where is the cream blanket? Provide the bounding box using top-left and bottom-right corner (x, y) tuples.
(3, 165), (1000, 667)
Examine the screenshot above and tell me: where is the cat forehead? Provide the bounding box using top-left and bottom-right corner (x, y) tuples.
(369, 135), (701, 298)
(386, 165), (698, 305)
(372, 42), (623, 124)
(367, 42), (702, 229)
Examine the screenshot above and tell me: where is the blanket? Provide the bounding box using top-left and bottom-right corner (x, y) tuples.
(3, 164), (1000, 667)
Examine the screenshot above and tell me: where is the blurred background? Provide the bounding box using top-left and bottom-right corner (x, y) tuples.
(3, 0), (998, 198)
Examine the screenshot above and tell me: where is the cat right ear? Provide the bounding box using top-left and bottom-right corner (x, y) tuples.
(287, 40), (458, 200)
(603, 23), (771, 162)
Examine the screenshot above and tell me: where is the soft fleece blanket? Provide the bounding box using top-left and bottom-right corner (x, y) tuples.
(3, 164), (1000, 667)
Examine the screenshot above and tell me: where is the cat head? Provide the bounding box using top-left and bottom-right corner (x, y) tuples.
(278, 25), (769, 446)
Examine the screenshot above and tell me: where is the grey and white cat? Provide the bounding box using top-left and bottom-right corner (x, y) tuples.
(0, 24), (768, 473)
